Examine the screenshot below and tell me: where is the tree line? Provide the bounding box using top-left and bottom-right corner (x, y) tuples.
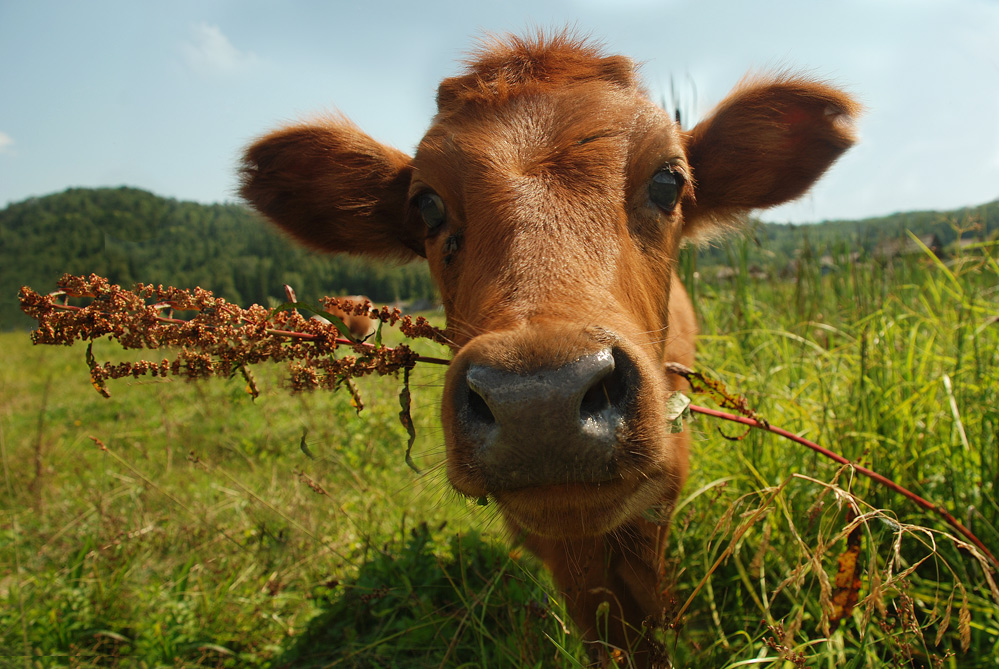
(1, 187), (437, 329)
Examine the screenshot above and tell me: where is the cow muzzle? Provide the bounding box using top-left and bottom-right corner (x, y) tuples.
(441, 323), (686, 538)
(442, 323), (657, 490)
(459, 346), (638, 490)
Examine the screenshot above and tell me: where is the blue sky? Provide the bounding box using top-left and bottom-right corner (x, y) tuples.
(1, 0), (997, 223)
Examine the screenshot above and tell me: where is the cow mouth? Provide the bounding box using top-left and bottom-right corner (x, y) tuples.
(490, 475), (670, 538)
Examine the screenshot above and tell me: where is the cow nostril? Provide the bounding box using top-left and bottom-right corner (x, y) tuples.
(579, 360), (626, 419)
(580, 376), (610, 416)
(467, 385), (496, 425)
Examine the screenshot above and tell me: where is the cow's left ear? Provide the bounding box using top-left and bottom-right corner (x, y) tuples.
(240, 117), (425, 260)
(682, 76), (861, 237)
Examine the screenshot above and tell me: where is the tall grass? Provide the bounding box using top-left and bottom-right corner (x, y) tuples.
(2, 232), (997, 667)
(673, 232), (998, 666)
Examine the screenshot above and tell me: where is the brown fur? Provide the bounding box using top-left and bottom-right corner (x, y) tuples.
(240, 31), (858, 666)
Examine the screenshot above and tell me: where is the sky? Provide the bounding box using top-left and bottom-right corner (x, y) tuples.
(1, 0), (997, 224)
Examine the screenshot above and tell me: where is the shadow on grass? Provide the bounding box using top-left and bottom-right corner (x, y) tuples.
(273, 523), (578, 668)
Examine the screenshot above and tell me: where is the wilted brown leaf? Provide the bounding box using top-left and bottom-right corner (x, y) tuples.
(829, 508), (863, 629)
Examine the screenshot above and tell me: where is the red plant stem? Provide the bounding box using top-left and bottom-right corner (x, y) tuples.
(689, 403), (998, 569)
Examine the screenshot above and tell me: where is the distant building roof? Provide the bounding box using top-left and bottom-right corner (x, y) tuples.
(875, 233), (944, 258)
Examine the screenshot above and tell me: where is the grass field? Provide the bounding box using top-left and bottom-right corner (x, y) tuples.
(2, 236), (998, 667)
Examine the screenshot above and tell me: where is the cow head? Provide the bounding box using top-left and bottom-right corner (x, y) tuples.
(240, 31), (858, 658)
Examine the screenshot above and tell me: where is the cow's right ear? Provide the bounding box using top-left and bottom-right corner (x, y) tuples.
(240, 117), (425, 261)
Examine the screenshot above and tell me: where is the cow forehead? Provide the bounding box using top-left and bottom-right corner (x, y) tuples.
(412, 84), (684, 213)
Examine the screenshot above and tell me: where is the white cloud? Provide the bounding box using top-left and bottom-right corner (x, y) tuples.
(181, 23), (258, 75)
(0, 132), (13, 154)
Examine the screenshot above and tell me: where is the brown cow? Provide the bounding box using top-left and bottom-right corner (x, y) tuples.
(241, 32), (858, 666)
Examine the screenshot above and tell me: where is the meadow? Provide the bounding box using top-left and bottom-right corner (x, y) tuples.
(1, 234), (997, 667)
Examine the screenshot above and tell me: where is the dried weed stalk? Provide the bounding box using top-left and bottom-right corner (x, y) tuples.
(19, 273), (449, 398)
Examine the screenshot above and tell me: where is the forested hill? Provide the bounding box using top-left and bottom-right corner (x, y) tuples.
(2, 186), (997, 330)
(1, 187), (437, 329)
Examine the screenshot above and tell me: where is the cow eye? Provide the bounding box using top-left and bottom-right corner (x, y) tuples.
(417, 192), (446, 231)
(649, 168), (682, 212)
